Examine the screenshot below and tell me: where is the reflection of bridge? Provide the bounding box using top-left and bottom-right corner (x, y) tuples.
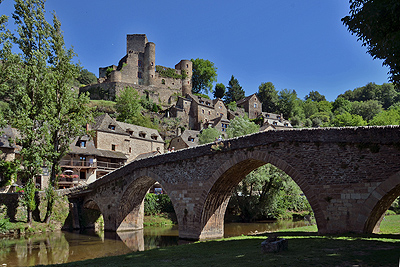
(66, 126), (400, 240)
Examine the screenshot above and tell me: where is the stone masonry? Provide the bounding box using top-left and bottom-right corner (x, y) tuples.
(66, 126), (400, 240)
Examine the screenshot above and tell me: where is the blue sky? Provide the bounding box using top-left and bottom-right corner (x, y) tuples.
(0, 0), (390, 101)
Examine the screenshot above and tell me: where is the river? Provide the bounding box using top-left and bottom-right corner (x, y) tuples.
(0, 220), (309, 266)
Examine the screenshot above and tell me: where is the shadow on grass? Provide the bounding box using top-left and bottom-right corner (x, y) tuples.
(257, 230), (400, 240)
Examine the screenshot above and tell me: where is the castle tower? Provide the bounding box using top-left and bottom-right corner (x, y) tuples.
(126, 34), (147, 53)
(175, 60), (192, 96)
(144, 42), (156, 86)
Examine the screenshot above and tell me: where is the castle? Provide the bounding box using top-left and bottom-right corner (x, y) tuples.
(80, 34), (192, 105)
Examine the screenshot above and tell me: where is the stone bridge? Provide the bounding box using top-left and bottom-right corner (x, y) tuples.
(66, 126), (400, 240)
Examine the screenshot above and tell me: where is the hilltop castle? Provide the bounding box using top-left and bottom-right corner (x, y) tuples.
(80, 34), (192, 105)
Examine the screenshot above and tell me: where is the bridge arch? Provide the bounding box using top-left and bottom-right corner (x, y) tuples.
(115, 170), (178, 232)
(80, 199), (103, 229)
(361, 171), (400, 233)
(198, 150), (322, 239)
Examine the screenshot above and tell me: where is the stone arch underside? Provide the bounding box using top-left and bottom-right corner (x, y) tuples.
(199, 151), (323, 239)
(80, 199), (102, 229)
(116, 175), (156, 231)
(363, 171), (400, 233)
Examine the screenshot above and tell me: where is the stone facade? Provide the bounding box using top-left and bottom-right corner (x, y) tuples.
(66, 126), (400, 240)
(58, 114), (164, 188)
(236, 94), (262, 119)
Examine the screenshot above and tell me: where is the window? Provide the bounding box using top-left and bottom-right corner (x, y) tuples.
(202, 109), (204, 114)
(151, 62), (154, 66)
(138, 60), (143, 67)
(254, 103), (257, 108)
(129, 147), (132, 153)
(186, 64), (189, 68)
(151, 135), (158, 140)
(109, 125), (116, 130)
(188, 137), (194, 142)
(273, 121), (277, 125)
(138, 72), (142, 78)
(161, 79), (165, 84)
(111, 144), (116, 151)
(139, 132), (146, 138)
(79, 140), (86, 148)
(208, 110), (211, 115)
(80, 170), (86, 180)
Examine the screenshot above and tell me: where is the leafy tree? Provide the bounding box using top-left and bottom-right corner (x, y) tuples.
(44, 14), (92, 223)
(305, 90), (326, 102)
(226, 101), (237, 112)
(1, 0), (53, 223)
(191, 58), (217, 94)
(332, 97), (352, 115)
(0, 159), (20, 187)
(369, 105), (400, 125)
(226, 116), (259, 138)
(277, 89), (302, 119)
(224, 75), (245, 104)
(198, 127), (221, 144)
(332, 112), (367, 127)
(302, 99), (319, 119)
(213, 83), (226, 99)
(350, 100), (383, 121)
(0, 0), (93, 223)
(76, 68), (97, 86)
(115, 87), (157, 129)
(342, 0), (400, 87)
(257, 82), (279, 113)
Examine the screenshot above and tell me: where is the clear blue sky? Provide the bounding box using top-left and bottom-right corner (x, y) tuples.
(0, 0), (390, 101)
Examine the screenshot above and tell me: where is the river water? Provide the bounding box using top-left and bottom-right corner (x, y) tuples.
(0, 220), (309, 266)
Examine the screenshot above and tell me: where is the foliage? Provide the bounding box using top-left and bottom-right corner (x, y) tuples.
(116, 87), (158, 129)
(0, 159), (19, 187)
(140, 95), (161, 112)
(226, 116), (259, 138)
(228, 164), (312, 221)
(226, 101), (237, 111)
(277, 89), (302, 119)
(193, 92), (210, 99)
(144, 193), (174, 216)
(105, 66), (113, 77)
(369, 105), (400, 125)
(342, 1), (400, 87)
(76, 68), (97, 86)
(304, 90), (326, 102)
(224, 75), (245, 104)
(156, 65), (186, 79)
(198, 127), (221, 144)
(213, 83), (226, 99)
(350, 100), (383, 121)
(257, 82), (279, 113)
(191, 58), (217, 94)
(332, 112), (367, 127)
(88, 100), (116, 117)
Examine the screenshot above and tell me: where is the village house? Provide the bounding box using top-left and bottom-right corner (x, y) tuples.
(58, 114), (164, 189)
(168, 129), (200, 151)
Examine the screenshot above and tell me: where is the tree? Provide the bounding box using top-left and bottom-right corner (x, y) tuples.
(76, 68), (97, 86)
(257, 82), (279, 113)
(332, 112), (367, 127)
(191, 58), (217, 94)
(369, 105), (400, 125)
(198, 127), (221, 144)
(350, 100), (383, 121)
(213, 83), (226, 99)
(277, 89), (302, 119)
(224, 75), (245, 104)
(226, 116), (259, 138)
(44, 14), (92, 223)
(1, 0), (92, 223)
(305, 90), (326, 102)
(115, 87), (157, 129)
(342, 1), (400, 87)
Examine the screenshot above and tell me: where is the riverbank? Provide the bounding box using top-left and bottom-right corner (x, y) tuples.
(42, 215), (400, 267)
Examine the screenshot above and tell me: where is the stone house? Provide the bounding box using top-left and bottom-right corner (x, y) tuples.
(236, 93), (262, 119)
(168, 130), (200, 151)
(57, 114), (165, 189)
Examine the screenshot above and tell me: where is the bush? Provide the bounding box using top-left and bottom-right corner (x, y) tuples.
(144, 193), (174, 215)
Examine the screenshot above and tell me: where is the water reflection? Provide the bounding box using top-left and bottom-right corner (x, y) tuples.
(0, 220), (308, 266)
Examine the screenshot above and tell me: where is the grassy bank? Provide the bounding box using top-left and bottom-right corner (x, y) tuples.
(44, 215), (400, 267)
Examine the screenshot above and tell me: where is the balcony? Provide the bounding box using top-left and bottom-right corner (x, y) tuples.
(60, 159), (124, 171)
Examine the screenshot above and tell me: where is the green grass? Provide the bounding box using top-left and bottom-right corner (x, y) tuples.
(43, 215), (400, 267)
